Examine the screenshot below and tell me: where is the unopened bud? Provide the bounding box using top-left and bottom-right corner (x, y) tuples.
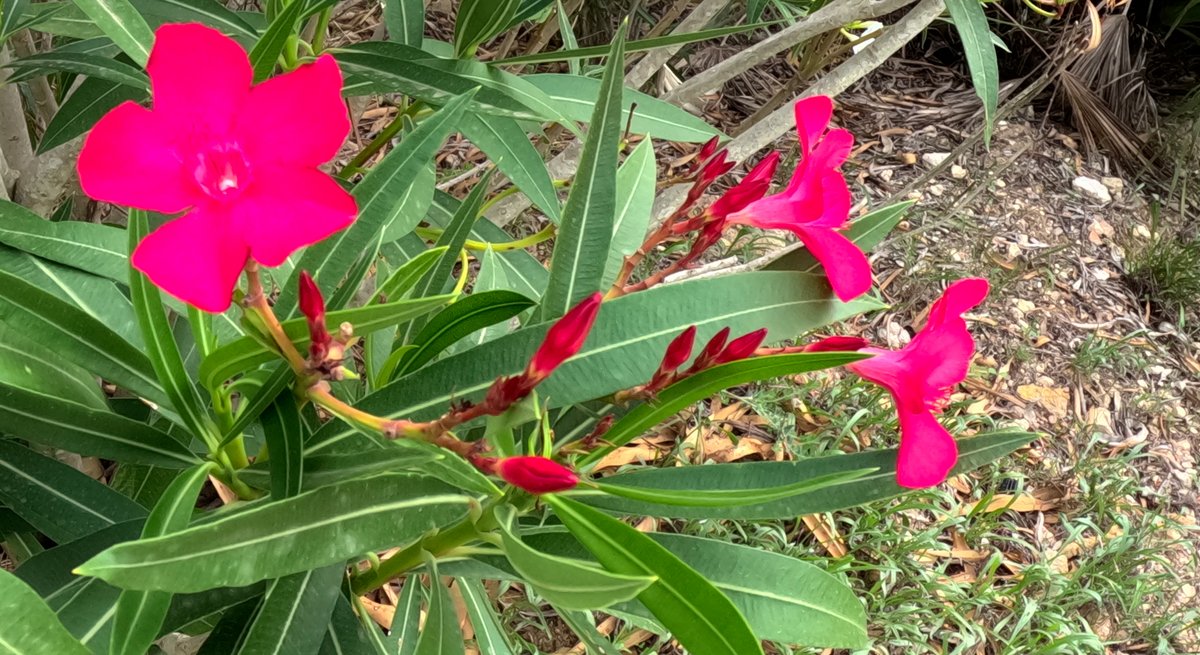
(528, 293), (603, 379)
(714, 328), (768, 364)
(691, 327), (730, 371)
(496, 456), (579, 494)
(647, 326), (696, 391)
(298, 271), (331, 362)
(803, 336), (869, 353)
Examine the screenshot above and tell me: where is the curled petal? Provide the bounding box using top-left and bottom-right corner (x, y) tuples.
(793, 96), (833, 155)
(926, 278), (990, 330)
(78, 102), (196, 213)
(895, 409), (958, 488)
(131, 208), (248, 312)
(147, 23), (251, 136)
(231, 167), (357, 267)
(793, 226), (872, 302)
(236, 54), (350, 168)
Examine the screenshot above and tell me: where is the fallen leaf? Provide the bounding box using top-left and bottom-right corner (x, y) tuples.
(963, 493), (1059, 514)
(1017, 385), (1070, 419)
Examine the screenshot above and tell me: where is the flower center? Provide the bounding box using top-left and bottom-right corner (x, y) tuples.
(191, 142), (252, 201)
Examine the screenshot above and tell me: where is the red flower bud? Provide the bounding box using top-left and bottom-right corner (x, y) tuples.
(299, 270), (331, 361)
(708, 152), (780, 220)
(714, 328), (768, 365)
(803, 336), (868, 353)
(697, 151), (734, 186)
(646, 325), (697, 391)
(528, 293), (602, 379)
(496, 456), (579, 494)
(688, 327), (731, 372)
(697, 135), (721, 163)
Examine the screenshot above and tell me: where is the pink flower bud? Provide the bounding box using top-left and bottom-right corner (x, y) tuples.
(688, 327), (731, 372)
(528, 293), (603, 379)
(660, 326), (696, 373)
(803, 336), (868, 353)
(496, 456), (579, 494)
(697, 135), (720, 163)
(299, 270), (331, 361)
(714, 328), (768, 364)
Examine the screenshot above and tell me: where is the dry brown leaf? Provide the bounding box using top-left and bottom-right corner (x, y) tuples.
(1016, 384), (1071, 419)
(963, 493), (1059, 514)
(802, 514), (848, 558)
(359, 597), (395, 630)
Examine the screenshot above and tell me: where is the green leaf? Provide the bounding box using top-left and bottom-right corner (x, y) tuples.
(77, 474), (474, 592)
(0, 267), (166, 405)
(17, 2), (101, 39)
(495, 505), (653, 610)
(129, 210), (220, 447)
(589, 468), (874, 508)
(0, 440), (146, 543)
(196, 597), (260, 654)
(237, 565), (345, 655)
(5, 50), (148, 88)
(413, 553), (464, 655)
(389, 575), (422, 655)
(407, 171), (491, 302)
(200, 295), (451, 389)
(111, 464), (211, 655)
(454, 0), (518, 57)
(538, 25), (625, 321)
(247, 0), (304, 81)
(603, 139), (655, 287)
(579, 352), (866, 466)
(455, 578), (514, 655)
(129, 0), (256, 38)
(460, 113), (561, 222)
(112, 464), (180, 509)
(766, 201), (913, 272)
(0, 322), (107, 409)
(495, 21), (780, 65)
(308, 271), (880, 455)
(0, 384), (199, 468)
(39, 75), (145, 153)
(238, 448), (440, 492)
(544, 496), (764, 655)
(0, 201), (127, 281)
(276, 90), (476, 317)
(159, 583), (267, 636)
(13, 521), (143, 597)
(69, 0), (154, 65)
(383, 0), (422, 45)
(319, 596), (384, 655)
(525, 73), (723, 143)
(429, 191), (549, 301)
(1, 0), (31, 41)
(47, 575), (120, 649)
(555, 609), (620, 655)
(261, 395), (306, 499)
(372, 247), (448, 303)
(380, 163), (437, 245)
(396, 290), (535, 377)
(0, 569), (92, 654)
(943, 0), (998, 143)
(581, 430), (1039, 519)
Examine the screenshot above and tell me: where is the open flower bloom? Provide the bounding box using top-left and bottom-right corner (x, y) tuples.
(78, 23), (356, 312)
(726, 96), (870, 302)
(813, 278), (989, 488)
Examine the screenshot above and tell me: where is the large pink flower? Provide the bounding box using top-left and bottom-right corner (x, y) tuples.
(811, 278), (989, 488)
(78, 23), (356, 312)
(727, 96), (870, 302)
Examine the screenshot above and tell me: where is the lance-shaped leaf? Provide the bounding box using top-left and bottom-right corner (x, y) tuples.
(537, 24), (625, 321)
(0, 383), (198, 467)
(6, 50), (148, 88)
(461, 113), (561, 222)
(390, 574), (423, 655)
(603, 139), (655, 287)
(455, 578), (514, 655)
(261, 395), (306, 500)
(413, 552), (464, 655)
(0, 323), (108, 409)
(0, 200), (128, 285)
(383, 0), (422, 44)
(586, 468), (874, 508)
(111, 463), (211, 655)
(247, 0), (304, 81)
(77, 474), (474, 592)
(0, 569), (92, 654)
(236, 564), (345, 655)
(494, 505), (653, 610)
(579, 430), (1039, 519)
(544, 495), (764, 655)
(69, 0), (154, 65)
(129, 210), (221, 448)
(0, 440), (146, 543)
(394, 290), (535, 378)
(39, 68), (146, 154)
(453, 0), (519, 56)
(238, 448), (439, 493)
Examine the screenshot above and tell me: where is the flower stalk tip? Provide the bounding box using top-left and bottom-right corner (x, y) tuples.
(492, 456), (580, 494)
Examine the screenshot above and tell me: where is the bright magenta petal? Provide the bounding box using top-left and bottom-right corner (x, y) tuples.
(811, 128), (854, 170)
(793, 96), (833, 155)
(895, 409), (958, 488)
(232, 167), (357, 267)
(236, 54), (349, 168)
(147, 23), (250, 136)
(78, 101), (196, 212)
(794, 226), (872, 302)
(928, 278), (990, 329)
(131, 208), (248, 312)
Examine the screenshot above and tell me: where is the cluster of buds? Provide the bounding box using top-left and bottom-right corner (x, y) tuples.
(299, 271), (357, 379)
(616, 325), (768, 403)
(470, 455), (580, 494)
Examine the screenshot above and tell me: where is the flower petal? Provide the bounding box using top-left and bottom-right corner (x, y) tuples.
(793, 96), (833, 155)
(131, 207), (247, 312)
(78, 101), (197, 212)
(810, 128), (854, 170)
(147, 23), (251, 136)
(794, 225), (872, 302)
(895, 409), (958, 488)
(927, 278), (990, 330)
(232, 167), (357, 267)
(236, 54), (349, 168)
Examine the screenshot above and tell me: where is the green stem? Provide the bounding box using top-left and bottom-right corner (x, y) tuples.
(311, 6), (332, 53)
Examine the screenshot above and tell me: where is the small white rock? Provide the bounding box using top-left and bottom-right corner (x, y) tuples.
(921, 152), (952, 168)
(1072, 176), (1112, 204)
(1100, 176), (1124, 197)
(950, 164), (967, 179)
(928, 183), (945, 197)
(995, 179), (1007, 188)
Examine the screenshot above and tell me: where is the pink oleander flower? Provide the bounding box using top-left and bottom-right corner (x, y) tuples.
(812, 278), (989, 488)
(727, 96), (870, 302)
(78, 23), (356, 312)
(496, 456), (580, 494)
